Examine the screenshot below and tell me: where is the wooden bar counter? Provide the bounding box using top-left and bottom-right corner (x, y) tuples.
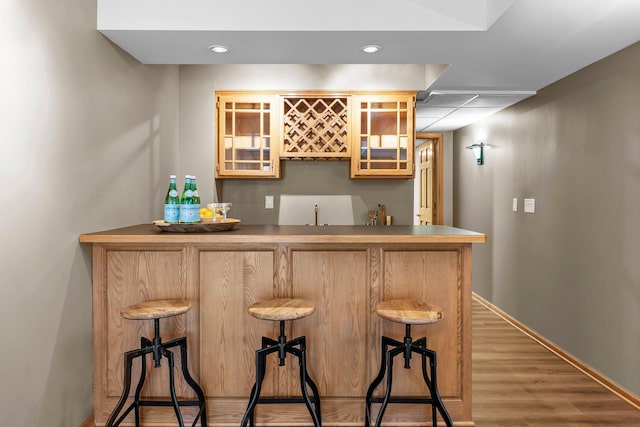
(80, 224), (486, 426)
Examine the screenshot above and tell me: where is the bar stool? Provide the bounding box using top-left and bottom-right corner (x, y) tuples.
(241, 298), (322, 427)
(106, 299), (207, 427)
(365, 299), (453, 427)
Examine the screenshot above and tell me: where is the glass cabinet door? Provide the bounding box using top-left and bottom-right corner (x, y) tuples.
(216, 93), (280, 178)
(351, 94), (415, 178)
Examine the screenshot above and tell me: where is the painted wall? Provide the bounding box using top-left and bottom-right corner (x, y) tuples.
(223, 161), (413, 225)
(178, 65), (437, 225)
(0, 0), (179, 425)
(453, 41), (640, 395)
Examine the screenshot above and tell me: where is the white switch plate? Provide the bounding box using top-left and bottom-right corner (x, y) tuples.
(512, 198), (518, 212)
(265, 195), (274, 209)
(524, 198), (535, 213)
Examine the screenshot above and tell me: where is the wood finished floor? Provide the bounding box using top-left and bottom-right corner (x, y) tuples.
(472, 297), (640, 426)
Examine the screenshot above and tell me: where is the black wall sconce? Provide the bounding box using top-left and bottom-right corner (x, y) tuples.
(465, 142), (485, 165)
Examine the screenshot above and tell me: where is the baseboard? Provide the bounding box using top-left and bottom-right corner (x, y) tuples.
(472, 292), (640, 411)
(79, 415), (95, 427)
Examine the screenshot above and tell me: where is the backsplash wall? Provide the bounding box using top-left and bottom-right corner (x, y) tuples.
(220, 160), (414, 225)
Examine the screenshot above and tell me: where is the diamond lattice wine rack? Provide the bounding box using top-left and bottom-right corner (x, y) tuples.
(282, 96), (351, 158)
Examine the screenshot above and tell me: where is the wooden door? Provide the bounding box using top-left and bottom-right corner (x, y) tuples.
(416, 133), (443, 225)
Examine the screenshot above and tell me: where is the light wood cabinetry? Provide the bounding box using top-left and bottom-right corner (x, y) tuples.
(214, 91), (415, 179)
(215, 92), (280, 178)
(351, 93), (416, 178)
(81, 224), (485, 426)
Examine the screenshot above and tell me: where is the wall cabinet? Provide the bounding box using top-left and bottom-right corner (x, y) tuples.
(215, 93), (280, 178)
(350, 94), (415, 178)
(215, 91), (415, 179)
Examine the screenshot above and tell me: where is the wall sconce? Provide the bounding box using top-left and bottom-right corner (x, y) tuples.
(465, 142), (485, 165)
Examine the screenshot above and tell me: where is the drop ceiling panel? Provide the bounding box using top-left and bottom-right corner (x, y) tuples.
(464, 94), (533, 107)
(415, 107), (458, 117)
(446, 107), (502, 118)
(422, 94), (478, 108)
(415, 117), (443, 130)
(420, 117), (478, 132)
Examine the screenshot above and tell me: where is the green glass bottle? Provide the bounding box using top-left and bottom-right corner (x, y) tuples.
(179, 175), (195, 223)
(163, 175), (180, 223)
(192, 175), (201, 222)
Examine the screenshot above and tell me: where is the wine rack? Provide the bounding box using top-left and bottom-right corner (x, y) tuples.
(281, 96), (351, 158)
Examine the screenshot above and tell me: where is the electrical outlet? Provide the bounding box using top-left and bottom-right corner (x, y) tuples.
(265, 195), (274, 209)
(512, 198), (518, 212)
(524, 198), (535, 213)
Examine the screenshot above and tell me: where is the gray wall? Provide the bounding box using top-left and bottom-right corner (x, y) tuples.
(223, 161), (413, 225)
(454, 42), (640, 395)
(0, 0), (179, 425)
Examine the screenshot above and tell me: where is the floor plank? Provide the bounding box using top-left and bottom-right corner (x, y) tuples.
(472, 297), (640, 426)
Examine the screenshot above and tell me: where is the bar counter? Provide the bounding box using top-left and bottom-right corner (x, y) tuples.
(81, 224), (486, 426)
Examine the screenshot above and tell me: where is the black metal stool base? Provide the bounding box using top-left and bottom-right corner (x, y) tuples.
(106, 319), (207, 427)
(241, 320), (321, 427)
(365, 325), (453, 427)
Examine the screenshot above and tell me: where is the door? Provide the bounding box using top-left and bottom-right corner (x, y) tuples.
(416, 133), (443, 225)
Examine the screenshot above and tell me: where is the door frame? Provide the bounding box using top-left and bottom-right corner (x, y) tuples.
(416, 132), (443, 225)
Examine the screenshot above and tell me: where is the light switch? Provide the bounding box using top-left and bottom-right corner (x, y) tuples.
(265, 195), (274, 209)
(512, 198), (518, 212)
(524, 198), (535, 213)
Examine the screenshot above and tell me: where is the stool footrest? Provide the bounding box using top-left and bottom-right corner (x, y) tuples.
(256, 396), (321, 405)
(369, 396), (435, 404)
(137, 399), (204, 407)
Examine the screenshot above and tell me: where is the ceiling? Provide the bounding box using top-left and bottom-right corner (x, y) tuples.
(98, 0), (640, 131)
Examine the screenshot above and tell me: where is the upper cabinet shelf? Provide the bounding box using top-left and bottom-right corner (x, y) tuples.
(215, 91), (415, 179)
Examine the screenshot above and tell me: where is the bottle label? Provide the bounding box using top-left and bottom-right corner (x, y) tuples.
(186, 189), (194, 197)
(179, 204), (201, 223)
(164, 204), (180, 223)
(169, 189), (178, 197)
(193, 190), (199, 197)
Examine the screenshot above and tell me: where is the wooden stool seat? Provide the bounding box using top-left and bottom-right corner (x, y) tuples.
(248, 298), (316, 321)
(121, 299), (191, 320)
(375, 299), (443, 325)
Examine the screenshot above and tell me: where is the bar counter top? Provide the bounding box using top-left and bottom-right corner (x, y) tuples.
(80, 223), (487, 244)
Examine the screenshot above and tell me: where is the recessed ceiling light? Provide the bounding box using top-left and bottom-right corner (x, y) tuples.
(361, 45), (382, 54)
(209, 45), (229, 53)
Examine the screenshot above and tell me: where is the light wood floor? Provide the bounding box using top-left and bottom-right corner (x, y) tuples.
(472, 296), (640, 426)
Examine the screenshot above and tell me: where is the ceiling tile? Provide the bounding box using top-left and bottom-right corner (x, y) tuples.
(415, 106), (457, 117)
(422, 94), (477, 108)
